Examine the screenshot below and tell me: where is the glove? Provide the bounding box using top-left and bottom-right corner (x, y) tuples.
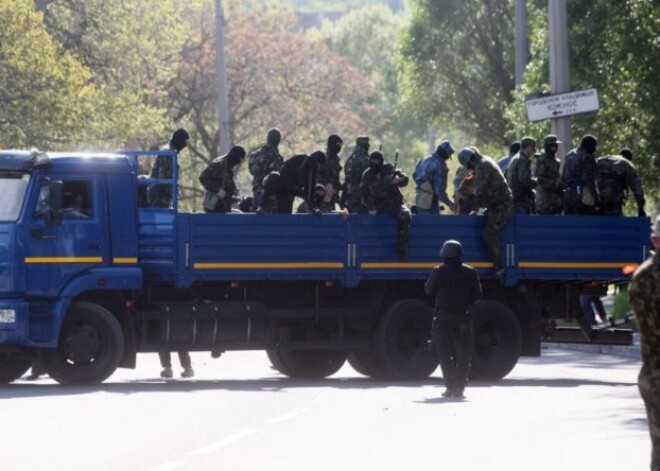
(638, 209), (647, 217)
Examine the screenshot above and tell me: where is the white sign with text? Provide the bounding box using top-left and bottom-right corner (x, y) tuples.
(525, 88), (600, 122)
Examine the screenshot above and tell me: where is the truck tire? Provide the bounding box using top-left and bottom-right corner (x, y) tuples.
(373, 299), (438, 380)
(470, 300), (522, 380)
(0, 354), (32, 384)
(267, 349), (346, 378)
(39, 302), (124, 385)
(347, 348), (387, 379)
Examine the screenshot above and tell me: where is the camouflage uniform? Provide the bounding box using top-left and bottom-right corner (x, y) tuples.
(459, 155), (512, 267)
(249, 145), (283, 211)
(199, 148), (244, 213)
(596, 155), (645, 216)
(149, 149), (177, 208)
(562, 146), (598, 215)
(454, 165), (476, 215)
(361, 160), (411, 259)
(342, 137), (370, 213)
(535, 151), (564, 214)
(629, 244), (660, 470)
(318, 135), (343, 210)
(506, 151), (537, 214)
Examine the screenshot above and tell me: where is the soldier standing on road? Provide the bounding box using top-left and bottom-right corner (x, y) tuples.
(149, 128), (190, 208)
(562, 135), (599, 215)
(628, 215), (660, 471)
(595, 148), (646, 216)
(342, 136), (370, 213)
(361, 151), (412, 260)
(249, 128), (284, 211)
(159, 351), (194, 379)
(425, 239), (482, 398)
(317, 134), (343, 210)
(506, 137), (537, 214)
(413, 140), (456, 214)
(457, 147), (512, 272)
(535, 135), (565, 215)
(199, 146), (247, 213)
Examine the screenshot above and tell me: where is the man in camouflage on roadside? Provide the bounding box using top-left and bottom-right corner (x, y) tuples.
(595, 147), (645, 217)
(629, 215), (660, 471)
(457, 147), (512, 272)
(317, 134), (343, 211)
(249, 128), (284, 211)
(342, 136), (370, 213)
(454, 163), (476, 215)
(535, 135), (565, 214)
(199, 146), (247, 213)
(562, 134), (599, 215)
(506, 137), (537, 214)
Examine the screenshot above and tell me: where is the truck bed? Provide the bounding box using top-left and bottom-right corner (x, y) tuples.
(137, 210), (650, 288)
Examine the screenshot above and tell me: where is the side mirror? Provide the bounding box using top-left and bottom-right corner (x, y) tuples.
(45, 180), (63, 226)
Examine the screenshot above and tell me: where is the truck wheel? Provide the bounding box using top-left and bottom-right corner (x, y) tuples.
(39, 302), (124, 385)
(374, 299), (438, 380)
(267, 349), (346, 378)
(0, 354), (32, 384)
(470, 300), (522, 380)
(347, 348), (387, 379)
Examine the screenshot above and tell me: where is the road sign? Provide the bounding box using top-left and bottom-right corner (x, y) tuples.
(525, 88), (600, 122)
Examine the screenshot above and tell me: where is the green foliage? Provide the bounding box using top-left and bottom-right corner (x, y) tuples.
(505, 0), (660, 201)
(401, 0), (516, 147)
(0, 0), (95, 149)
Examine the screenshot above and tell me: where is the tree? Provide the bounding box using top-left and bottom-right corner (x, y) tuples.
(505, 0), (660, 202)
(38, 0), (189, 149)
(0, 0), (95, 149)
(168, 3), (382, 209)
(401, 0), (516, 146)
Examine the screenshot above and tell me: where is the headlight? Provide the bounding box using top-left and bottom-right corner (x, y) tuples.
(0, 309), (16, 323)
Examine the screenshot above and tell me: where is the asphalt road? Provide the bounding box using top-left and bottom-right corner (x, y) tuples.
(0, 347), (649, 471)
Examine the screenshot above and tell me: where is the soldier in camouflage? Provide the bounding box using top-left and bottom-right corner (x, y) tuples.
(199, 146), (247, 213)
(457, 147), (512, 271)
(454, 164), (476, 215)
(317, 134), (343, 210)
(249, 128), (284, 211)
(296, 184), (335, 214)
(595, 148), (646, 216)
(506, 137), (537, 214)
(561, 135), (598, 215)
(361, 151), (411, 259)
(535, 135), (565, 214)
(629, 215), (660, 471)
(149, 128), (190, 208)
(342, 136), (371, 213)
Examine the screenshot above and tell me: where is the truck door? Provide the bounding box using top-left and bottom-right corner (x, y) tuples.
(19, 175), (109, 297)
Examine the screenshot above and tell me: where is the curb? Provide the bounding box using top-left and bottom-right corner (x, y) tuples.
(542, 333), (641, 360)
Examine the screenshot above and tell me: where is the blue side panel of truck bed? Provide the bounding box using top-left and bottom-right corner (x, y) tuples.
(137, 210), (651, 288)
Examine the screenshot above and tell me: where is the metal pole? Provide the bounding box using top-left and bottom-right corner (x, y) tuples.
(214, 0), (232, 155)
(548, 0), (572, 159)
(514, 0), (529, 87)
(35, 0), (47, 13)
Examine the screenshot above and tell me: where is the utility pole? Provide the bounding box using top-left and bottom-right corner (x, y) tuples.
(214, 0), (231, 155)
(548, 0), (572, 158)
(35, 0), (47, 14)
(514, 0), (529, 87)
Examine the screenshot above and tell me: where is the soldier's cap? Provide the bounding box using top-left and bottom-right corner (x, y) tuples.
(356, 136), (370, 146)
(436, 140), (455, 158)
(520, 137), (537, 149)
(543, 135), (562, 145)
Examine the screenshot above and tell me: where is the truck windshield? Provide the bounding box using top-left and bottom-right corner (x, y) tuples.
(0, 173), (30, 221)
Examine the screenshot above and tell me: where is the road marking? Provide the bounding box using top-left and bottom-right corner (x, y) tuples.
(189, 429), (257, 455)
(266, 408), (309, 424)
(147, 460), (186, 471)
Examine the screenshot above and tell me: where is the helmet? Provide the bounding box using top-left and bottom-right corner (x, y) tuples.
(436, 140), (455, 159)
(440, 239), (463, 259)
(457, 147), (475, 167)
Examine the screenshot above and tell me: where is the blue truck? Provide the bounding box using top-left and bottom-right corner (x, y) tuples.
(0, 149), (649, 384)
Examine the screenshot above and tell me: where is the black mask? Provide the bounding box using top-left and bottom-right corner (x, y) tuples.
(267, 128), (281, 148)
(327, 135), (343, 155)
(369, 151), (384, 172)
(580, 135), (598, 155)
(544, 144), (558, 156)
(227, 146), (246, 167)
(170, 128), (190, 152)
